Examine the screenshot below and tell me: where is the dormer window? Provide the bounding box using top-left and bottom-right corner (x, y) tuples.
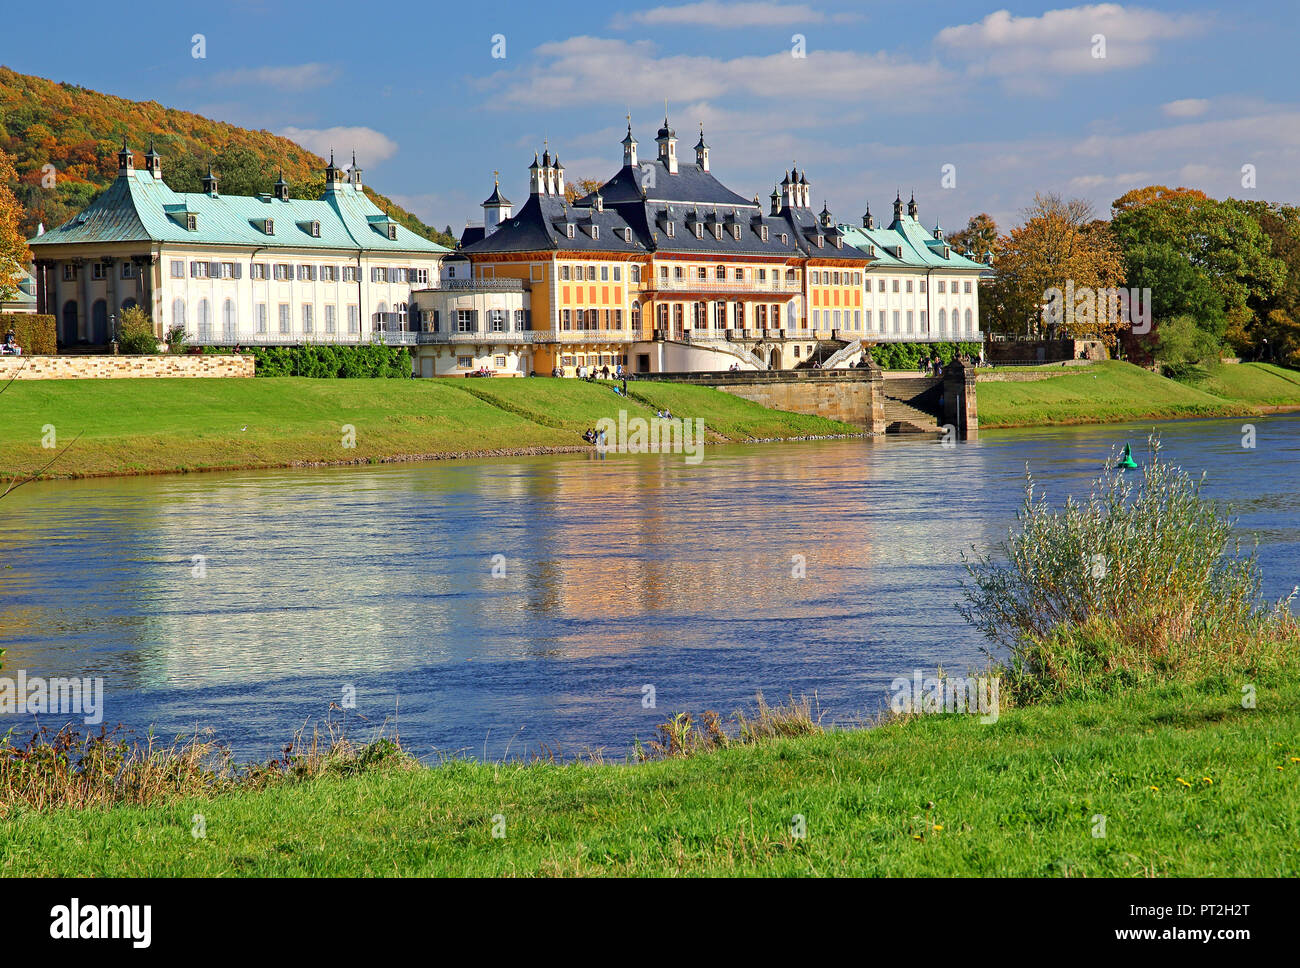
(694, 222), (704, 239)
(780, 233), (788, 245)
(264, 218), (275, 235)
(816, 235), (824, 248)
(731, 225), (741, 240)
(566, 224), (575, 239)
(387, 225), (398, 241)
(760, 226), (769, 242)
(309, 221), (321, 238)
(622, 227), (632, 243)
(666, 222), (675, 238)
(186, 214), (198, 231)
(591, 225), (599, 240)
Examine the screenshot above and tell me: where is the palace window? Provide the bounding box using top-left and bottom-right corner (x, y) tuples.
(191, 262), (209, 279)
(919, 280), (926, 293)
(786, 268), (796, 282)
(490, 310), (505, 332)
(514, 309), (525, 329)
(812, 271), (820, 284)
(716, 265), (726, 279)
(302, 304), (314, 332)
(892, 279), (899, 293)
(877, 279), (885, 292)
(275, 264), (292, 281)
(186, 214), (198, 231)
(172, 298), (187, 329)
(279, 304), (290, 333)
(674, 266), (683, 280)
(937, 280), (946, 294)
(613, 266), (621, 281)
(170, 261), (184, 279)
(319, 266), (335, 283)
(223, 299), (237, 339)
(697, 266), (707, 280)
(630, 265), (641, 283)
(387, 225), (398, 241)
(63, 264), (78, 281)
(251, 263), (267, 280)
(309, 221), (321, 238)
(348, 305), (359, 333)
(458, 356), (473, 368)
(964, 281), (972, 294)
(457, 310), (475, 332)
(121, 262), (136, 280)
(263, 219), (275, 235)
(298, 265), (315, 282)
(562, 309), (572, 330)
(343, 267), (358, 283)
(601, 265), (609, 281)
(758, 268), (767, 281)
(256, 303), (267, 334)
(631, 301), (641, 328)
(92, 263), (107, 280)
(560, 265), (571, 281)
(495, 356), (507, 368)
(219, 263), (236, 280)
(905, 279), (913, 293)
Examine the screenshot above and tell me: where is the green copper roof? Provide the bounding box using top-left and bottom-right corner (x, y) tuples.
(839, 215), (988, 270)
(29, 169), (449, 254)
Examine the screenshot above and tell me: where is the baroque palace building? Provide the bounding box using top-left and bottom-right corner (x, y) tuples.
(423, 117), (987, 375)
(27, 140), (450, 347)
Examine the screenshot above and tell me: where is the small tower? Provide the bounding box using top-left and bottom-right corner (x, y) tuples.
(893, 191), (904, 223)
(117, 137), (134, 175)
(274, 170), (290, 201)
(799, 171), (810, 209)
(144, 138), (162, 180)
(782, 170), (794, 210)
(482, 174), (513, 235)
(694, 123), (710, 172)
(933, 221), (943, 241)
(324, 151), (346, 192)
(819, 201), (833, 228)
(528, 152), (542, 195)
(622, 119), (638, 168)
(553, 156), (566, 198)
(655, 117), (678, 175)
(349, 152), (363, 191)
(770, 185), (782, 217)
(862, 202), (874, 230)
(541, 148), (554, 196)
(907, 191), (918, 220)
(202, 166), (219, 197)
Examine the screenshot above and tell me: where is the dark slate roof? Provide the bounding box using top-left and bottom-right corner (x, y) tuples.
(577, 161), (752, 208)
(462, 194), (649, 255)
(459, 225), (486, 247)
(482, 183), (512, 206)
(772, 204), (867, 261)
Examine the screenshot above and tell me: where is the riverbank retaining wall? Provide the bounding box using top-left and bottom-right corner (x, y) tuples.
(0, 355), (255, 380)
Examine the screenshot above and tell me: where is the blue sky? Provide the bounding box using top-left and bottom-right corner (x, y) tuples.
(4, 1), (1298, 234)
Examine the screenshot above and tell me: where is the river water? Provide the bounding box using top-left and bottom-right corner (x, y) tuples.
(1, 413), (1296, 761)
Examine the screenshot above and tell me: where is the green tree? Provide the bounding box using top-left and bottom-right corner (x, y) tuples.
(116, 305), (159, 354)
(947, 213), (998, 262)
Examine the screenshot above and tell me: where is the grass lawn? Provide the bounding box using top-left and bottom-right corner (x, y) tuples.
(0, 377), (859, 479)
(977, 361), (1260, 428)
(3, 672), (1296, 876)
(1174, 362), (1300, 407)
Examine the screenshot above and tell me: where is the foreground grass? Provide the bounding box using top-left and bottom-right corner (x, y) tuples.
(977, 360), (1262, 428)
(1175, 362), (1300, 408)
(0, 377), (858, 479)
(3, 672), (1297, 876)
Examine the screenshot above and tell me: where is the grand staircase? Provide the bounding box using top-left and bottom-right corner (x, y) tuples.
(881, 376), (943, 433)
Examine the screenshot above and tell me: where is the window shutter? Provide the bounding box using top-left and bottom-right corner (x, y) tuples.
(234, 263), (242, 279)
(470, 309), (479, 332)
(190, 261), (199, 277)
(209, 261), (220, 276)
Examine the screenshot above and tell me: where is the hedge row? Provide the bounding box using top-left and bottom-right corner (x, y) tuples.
(248, 344), (413, 378)
(868, 341), (982, 370)
(1, 313), (56, 355)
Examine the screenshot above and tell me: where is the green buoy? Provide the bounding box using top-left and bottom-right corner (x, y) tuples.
(1116, 442), (1137, 469)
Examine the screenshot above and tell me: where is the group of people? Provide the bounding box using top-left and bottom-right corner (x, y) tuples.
(654, 408), (675, 420)
(582, 427), (608, 446)
(555, 363), (626, 381)
(2, 329), (21, 355)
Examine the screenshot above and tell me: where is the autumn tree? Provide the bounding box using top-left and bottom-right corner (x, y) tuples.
(947, 213), (998, 262)
(0, 148), (31, 301)
(1112, 191), (1285, 348)
(564, 177), (605, 205)
(984, 193), (1124, 340)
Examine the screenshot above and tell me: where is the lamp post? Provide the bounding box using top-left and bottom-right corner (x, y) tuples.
(109, 313), (118, 355)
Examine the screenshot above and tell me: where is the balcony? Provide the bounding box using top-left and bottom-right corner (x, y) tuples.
(644, 276), (800, 295)
(441, 278), (527, 292)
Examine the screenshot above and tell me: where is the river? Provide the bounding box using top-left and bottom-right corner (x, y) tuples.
(1, 413), (1296, 761)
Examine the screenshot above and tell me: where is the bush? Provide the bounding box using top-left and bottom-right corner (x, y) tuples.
(116, 305), (159, 354)
(249, 342), (412, 378)
(960, 434), (1298, 702)
(868, 341), (980, 370)
(1154, 314), (1220, 378)
(1, 312), (56, 354)
(164, 325), (187, 354)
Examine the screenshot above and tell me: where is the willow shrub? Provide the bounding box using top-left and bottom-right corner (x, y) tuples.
(250, 343), (412, 378)
(960, 435), (1299, 702)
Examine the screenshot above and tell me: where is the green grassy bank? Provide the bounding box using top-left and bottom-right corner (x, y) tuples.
(3, 670), (1297, 876)
(977, 361), (1300, 428)
(0, 377), (857, 480)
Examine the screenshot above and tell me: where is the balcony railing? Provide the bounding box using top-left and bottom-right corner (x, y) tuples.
(644, 276), (800, 295)
(441, 278), (527, 292)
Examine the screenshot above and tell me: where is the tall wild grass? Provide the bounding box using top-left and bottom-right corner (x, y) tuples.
(960, 434), (1298, 702)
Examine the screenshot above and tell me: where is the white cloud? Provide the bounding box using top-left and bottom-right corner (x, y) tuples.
(482, 36), (952, 110)
(1162, 97), (1209, 118)
(280, 126), (400, 165)
(936, 4), (1207, 85)
(210, 63), (341, 91)
(615, 2), (842, 28)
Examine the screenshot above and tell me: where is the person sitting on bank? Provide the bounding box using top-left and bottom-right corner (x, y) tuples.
(2, 330), (20, 355)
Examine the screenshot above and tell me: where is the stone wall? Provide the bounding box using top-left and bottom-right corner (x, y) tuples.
(716, 377), (876, 427)
(0, 354), (255, 380)
(985, 339), (1107, 364)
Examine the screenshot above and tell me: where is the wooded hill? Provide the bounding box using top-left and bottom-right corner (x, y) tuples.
(0, 66), (455, 248)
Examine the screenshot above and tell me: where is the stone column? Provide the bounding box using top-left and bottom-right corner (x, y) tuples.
(943, 358), (979, 440)
(863, 352), (887, 434)
(34, 260), (49, 316)
(75, 258), (90, 342)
